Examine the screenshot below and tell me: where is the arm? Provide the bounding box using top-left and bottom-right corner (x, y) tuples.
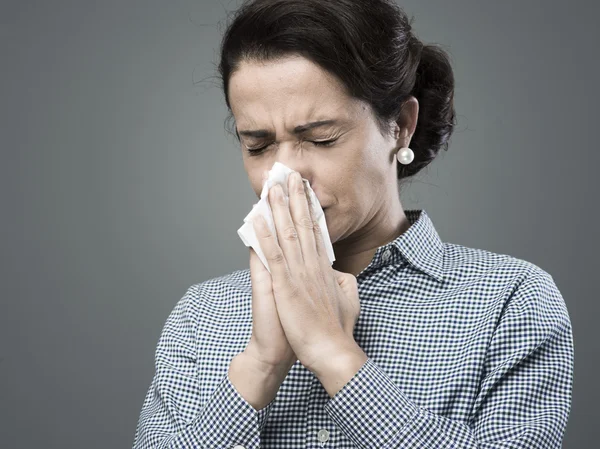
(229, 347), (295, 411)
(131, 287), (278, 449)
(320, 272), (574, 448)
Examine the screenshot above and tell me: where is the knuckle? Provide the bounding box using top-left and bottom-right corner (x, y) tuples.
(297, 216), (314, 230)
(282, 225), (299, 241)
(312, 220), (322, 234)
(288, 282), (301, 298)
(299, 270), (311, 284)
(269, 250), (286, 265)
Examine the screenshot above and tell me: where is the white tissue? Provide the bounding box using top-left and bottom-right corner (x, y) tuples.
(238, 162), (336, 273)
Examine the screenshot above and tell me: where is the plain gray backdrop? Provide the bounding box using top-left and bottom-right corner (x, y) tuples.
(1, 0), (598, 447)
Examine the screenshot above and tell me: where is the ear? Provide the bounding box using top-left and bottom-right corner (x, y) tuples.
(396, 96), (419, 148)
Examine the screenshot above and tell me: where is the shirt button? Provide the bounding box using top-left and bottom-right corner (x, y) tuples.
(382, 249), (391, 262)
(317, 429), (330, 443)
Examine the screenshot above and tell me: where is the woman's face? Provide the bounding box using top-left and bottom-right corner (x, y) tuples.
(228, 55), (402, 246)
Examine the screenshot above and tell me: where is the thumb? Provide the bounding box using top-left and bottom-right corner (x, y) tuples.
(332, 268), (360, 332)
(332, 269), (358, 298)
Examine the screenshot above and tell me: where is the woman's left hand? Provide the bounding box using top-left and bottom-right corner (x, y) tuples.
(252, 171), (364, 376)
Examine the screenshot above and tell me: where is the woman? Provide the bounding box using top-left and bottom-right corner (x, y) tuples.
(132, 0), (573, 448)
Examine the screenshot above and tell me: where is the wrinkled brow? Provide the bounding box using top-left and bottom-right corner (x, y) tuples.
(236, 119), (342, 139)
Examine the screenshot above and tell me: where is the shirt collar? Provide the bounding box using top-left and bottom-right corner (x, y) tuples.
(362, 209), (446, 284)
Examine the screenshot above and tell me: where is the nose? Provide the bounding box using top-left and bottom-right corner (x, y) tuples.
(273, 144), (314, 187)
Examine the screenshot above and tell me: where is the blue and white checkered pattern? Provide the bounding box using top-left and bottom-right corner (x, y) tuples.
(132, 209), (573, 448)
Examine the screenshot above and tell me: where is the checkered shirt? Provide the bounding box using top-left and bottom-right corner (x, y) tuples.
(132, 209), (573, 448)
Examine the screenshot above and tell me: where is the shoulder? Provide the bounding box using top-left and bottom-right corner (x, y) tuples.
(187, 268), (252, 299)
(443, 241), (558, 287)
(172, 268), (253, 320)
(443, 242), (569, 323)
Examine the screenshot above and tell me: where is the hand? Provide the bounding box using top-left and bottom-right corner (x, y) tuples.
(245, 170), (296, 372)
(246, 247), (296, 370)
(252, 170), (362, 374)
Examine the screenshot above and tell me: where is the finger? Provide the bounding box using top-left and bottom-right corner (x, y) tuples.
(267, 182), (305, 272)
(303, 179), (332, 268)
(288, 172), (319, 267)
(253, 206), (296, 289)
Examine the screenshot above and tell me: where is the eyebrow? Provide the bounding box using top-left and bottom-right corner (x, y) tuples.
(236, 120), (341, 138)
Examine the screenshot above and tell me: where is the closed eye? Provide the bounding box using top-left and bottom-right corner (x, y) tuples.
(311, 139), (338, 147)
(245, 138), (338, 156)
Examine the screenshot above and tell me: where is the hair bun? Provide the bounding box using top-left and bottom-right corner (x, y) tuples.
(397, 43), (457, 181)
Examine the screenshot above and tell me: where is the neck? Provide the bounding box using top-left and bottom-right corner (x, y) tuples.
(331, 199), (411, 277)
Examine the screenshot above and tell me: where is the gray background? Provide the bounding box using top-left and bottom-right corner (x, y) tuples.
(1, 0), (598, 447)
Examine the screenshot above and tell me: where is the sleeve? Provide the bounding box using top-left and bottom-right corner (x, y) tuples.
(131, 287), (276, 449)
(323, 272), (574, 449)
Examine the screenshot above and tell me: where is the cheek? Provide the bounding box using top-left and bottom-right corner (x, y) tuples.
(245, 172), (263, 199)
(244, 161), (267, 197)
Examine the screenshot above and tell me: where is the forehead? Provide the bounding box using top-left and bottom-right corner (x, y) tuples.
(228, 55), (363, 128)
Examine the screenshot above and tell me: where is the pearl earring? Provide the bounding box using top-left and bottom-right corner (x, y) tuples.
(396, 147), (414, 165)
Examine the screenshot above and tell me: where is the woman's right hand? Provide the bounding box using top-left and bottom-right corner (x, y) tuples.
(245, 169), (297, 371)
(246, 246), (297, 371)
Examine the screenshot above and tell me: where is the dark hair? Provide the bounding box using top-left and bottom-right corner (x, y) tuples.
(218, 0), (456, 181)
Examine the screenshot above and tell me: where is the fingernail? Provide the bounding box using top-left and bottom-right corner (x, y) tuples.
(275, 183), (283, 198)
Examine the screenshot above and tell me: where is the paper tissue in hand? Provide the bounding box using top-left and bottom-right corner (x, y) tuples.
(237, 162), (336, 273)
